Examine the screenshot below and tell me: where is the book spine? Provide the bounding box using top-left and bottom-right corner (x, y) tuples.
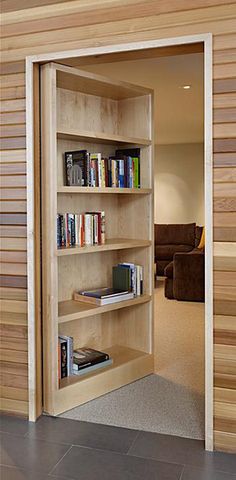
(118, 159), (125, 188)
(58, 339), (61, 381)
(133, 157), (139, 188)
(86, 153), (90, 187)
(111, 160), (117, 187)
(97, 212), (101, 244)
(98, 154), (102, 187)
(140, 266), (143, 295)
(94, 214), (99, 244)
(60, 340), (67, 378)
(100, 211), (105, 244)
(84, 214), (92, 245)
(57, 214), (61, 248)
(136, 265), (140, 296)
(101, 158), (106, 188)
(75, 214), (79, 246)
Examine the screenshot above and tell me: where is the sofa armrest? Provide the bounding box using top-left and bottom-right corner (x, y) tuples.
(173, 251), (204, 302)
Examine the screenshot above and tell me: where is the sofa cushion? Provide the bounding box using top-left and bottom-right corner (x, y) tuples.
(155, 223), (196, 246)
(155, 243), (193, 260)
(164, 261), (173, 278)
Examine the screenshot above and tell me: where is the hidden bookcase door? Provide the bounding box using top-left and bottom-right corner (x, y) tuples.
(41, 62), (154, 415)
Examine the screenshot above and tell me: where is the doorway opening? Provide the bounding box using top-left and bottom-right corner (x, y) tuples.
(27, 35), (213, 450)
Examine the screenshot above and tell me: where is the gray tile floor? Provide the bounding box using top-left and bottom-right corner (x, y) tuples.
(0, 414), (235, 480)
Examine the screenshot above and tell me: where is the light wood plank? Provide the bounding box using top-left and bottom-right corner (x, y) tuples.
(0, 201), (27, 213)
(0, 99), (26, 113)
(214, 153), (236, 167)
(214, 167), (236, 182)
(0, 150), (26, 163)
(213, 93), (236, 108)
(0, 300), (27, 313)
(214, 108), (236, 123)
(214, 183), (236, 198)
(214, 387), (236, 404)
(214, 123), (236, 138)
(214, 49), (236, 64)
(0, 225), (27, 237)
(0, 263), (27, 276)
(0, 74), (25, 89)
(0, 397), (28, 415)
(0, 87), (26, 101)
(0, 251), (27, 263)
(214, 212), (236, 227)
(214, 431), (236, 453)
(0, 237), (26, 251)
(0, 287), (27, 300)
(0, 386), (28, 402)
(213, 62), (236, 79)
(214, 271), (236, 286)
(0, 311), (27, 326)
(0, 189), (27, 200)
(214, 197), (236, 212)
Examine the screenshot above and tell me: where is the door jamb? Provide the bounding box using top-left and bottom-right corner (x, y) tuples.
(26, 33), (213, 450)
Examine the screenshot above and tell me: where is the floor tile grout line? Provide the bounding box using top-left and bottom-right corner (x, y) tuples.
(126, 431), (141, 455)
(48, 445), (73, 476)
(179, 464), (186, 480)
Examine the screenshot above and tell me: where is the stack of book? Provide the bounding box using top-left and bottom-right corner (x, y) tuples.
(58, 336), (112, 379)
(65, 148), (140, 189)
(73, 348), (113, 376)
(74, 287), (134, 305)
(57, 211), (105, 248)
(113, 263), (144, 297)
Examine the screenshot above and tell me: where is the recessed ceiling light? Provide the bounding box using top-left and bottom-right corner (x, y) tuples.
(182, 85), (191, 89)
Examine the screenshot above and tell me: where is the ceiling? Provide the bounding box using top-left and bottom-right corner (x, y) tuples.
(80, 52), (204, 145)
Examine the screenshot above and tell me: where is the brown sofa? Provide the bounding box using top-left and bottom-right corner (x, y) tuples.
(155, 223), (204, 302)
(154, 223), (202, 276)
(164, 249), (204, 302)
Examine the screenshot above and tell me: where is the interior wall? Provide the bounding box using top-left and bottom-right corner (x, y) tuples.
(154, 143), (204, 225)
(1, 0), (236, 453)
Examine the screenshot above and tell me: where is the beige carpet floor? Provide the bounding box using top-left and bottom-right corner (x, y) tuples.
(60, 279), (205, 439)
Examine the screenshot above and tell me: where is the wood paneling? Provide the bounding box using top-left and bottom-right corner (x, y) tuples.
(0, 0), (235, 452)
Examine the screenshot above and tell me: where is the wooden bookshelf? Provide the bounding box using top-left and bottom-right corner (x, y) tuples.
(57, 129), (151, 146)
(41, 62), (154, 415)
(57, 238), (152, 256)
(58, 294), (152, 323)
(57, 186), (152, 195)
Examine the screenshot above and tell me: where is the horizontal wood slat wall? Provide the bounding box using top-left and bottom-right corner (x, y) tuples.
(1, 0), (235, 451)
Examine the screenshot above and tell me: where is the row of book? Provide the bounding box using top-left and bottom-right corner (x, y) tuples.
(58, 335), (112, 380)
(65, 148), (141, 189)
(57, 211), (105, 248)
(74, 262), (144, 306)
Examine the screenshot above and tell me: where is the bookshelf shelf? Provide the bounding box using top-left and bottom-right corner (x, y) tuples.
(58, 294), (151, 323)
(41, 62), (154, 416)
(57, 238), (152, 256)
(60, 345), (152, 388)
(57, 187), (152, 195)
(57, 129), (151, 146)
(57, 345), (154, 412)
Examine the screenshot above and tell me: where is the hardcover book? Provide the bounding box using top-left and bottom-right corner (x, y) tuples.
(73, 347), (109, 370)
(65, 150), (88, 186)
(74, 287), (134, 305)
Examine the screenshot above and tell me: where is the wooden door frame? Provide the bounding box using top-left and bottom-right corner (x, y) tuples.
(26, 32), (213, 450)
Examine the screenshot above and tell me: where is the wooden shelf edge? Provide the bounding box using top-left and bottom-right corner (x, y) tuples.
(58, 294), (152, 324)
(57, 238), (152, 256)
(55, 347), (154, 414)
(57, 187), (152, 195)
(57, 129), (151, 146)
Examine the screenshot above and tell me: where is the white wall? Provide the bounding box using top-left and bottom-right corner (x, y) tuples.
(154, 143), (204, 225)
